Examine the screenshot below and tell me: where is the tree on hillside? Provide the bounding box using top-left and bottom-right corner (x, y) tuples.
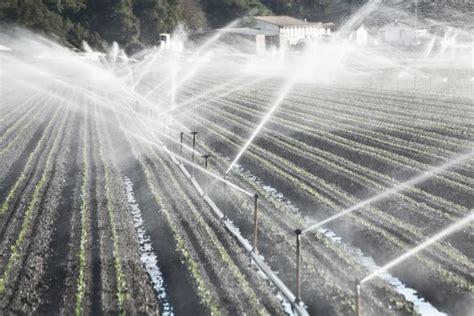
(181, 0), (207, 34)
(86, 0), (140, 49)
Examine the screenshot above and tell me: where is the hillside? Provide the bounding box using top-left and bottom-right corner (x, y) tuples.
(0, 0), (472, 52)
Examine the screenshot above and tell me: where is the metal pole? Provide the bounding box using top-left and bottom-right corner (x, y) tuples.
(295, 228), (302, 303)
(253, 194), (259, 253)
(355, 280), (361, 316)
(190, 131), (198, 177)
(169, 126), (172, 150)
(179, 132), (184, 157)
(223, 172), (228, 217)
(202, 154), (211, 194)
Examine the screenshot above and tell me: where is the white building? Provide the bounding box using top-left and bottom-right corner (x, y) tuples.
(349, 25), (370, 46)
(253, 16), (334, 47)
(378, 20), (417, 45)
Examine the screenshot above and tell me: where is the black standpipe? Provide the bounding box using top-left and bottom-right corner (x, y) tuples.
(253, 194), (259, 253)
(179, 132), (184, 157)
(295, 228), (302, 304)
(190, 131), (198, 177)
(223, 172), (228, 217)
(202, 154), (211, 194)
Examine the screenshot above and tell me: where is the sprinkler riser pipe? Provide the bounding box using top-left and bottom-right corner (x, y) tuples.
(190, 131), (198, 177)
(179, 132), (183, 157)
(253, 194), (259, 253)
(295, 229), (302, 303)
(355, 281), (361, 316)
(202, 154), (211, 194)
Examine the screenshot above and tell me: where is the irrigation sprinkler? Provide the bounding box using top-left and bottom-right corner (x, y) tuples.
(190, 131), (198, 177)
(179, 131), (184, 157)
(355, 280), (361, 316)
(253, 194), (259, 253)
(202, 154), (211, 194)
(295, 228), (302, 303)
(223, 171), (229, 218)
(168, 126), (172, 150)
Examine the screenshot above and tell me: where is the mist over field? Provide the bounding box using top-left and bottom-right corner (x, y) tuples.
(0, 1), (473, 316)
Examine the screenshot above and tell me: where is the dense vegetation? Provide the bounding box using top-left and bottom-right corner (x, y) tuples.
(0, 0), (471, 51)
(0, 0), (366, 51)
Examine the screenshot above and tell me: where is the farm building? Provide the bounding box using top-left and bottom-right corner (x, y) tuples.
(252, 16), (334, 48)
(378, 19), (418, 45)
(219, 28), (268, 55)
(348, 24), (370, 46)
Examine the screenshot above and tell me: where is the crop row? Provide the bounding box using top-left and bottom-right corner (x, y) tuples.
(226, 89), (472, 161)
(186, 78), (472, 157)
(0, 104), (71, 293)
(185, 112), (473, 290)
(180, 84), (473, 197)
(181, 119), (417, 315)
(118, 121), (221, 314)
(93, 105), (127, 314)
(75, 105), (90, 315)
(199, 101), (470, 224)
(177, 84), (472, 217)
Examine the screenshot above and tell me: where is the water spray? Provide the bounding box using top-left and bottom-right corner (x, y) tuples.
(253, 194), (259, 253)
(202, 154), (211, 194)
(360, 211), (474, 285)
(302, 150), (474, 235)
(295, 228), (302, 303)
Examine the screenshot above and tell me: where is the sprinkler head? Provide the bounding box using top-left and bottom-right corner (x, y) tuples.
(190, 131), (198, 135)
(254, 193), (259, 199)
(295, 228), (302, 236)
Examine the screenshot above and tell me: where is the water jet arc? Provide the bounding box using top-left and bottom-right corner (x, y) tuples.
(302, 150), (474, 235)
(360, 211), (474, 285)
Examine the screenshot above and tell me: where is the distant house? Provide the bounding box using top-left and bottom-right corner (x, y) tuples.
(219, 28), (269, 55)
(378, 19), (418, 45)
(253, 16), (334, 48)
(349, 25), (370, 46)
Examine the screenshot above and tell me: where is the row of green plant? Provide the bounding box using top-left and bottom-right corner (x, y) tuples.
(188, 114), (473, 290)
(179, 85), (470, 220)
(0, 107), (71, 293)
(0, 104), (50, 158)
(0, 95), (41, 137)
(94, 106), (127, 314)
(117, 118), (220, 315)
(0, 107), (62, 215)
(226, 89), (470, 163)
(205, 91), (473, 193)
(75, 108), (91, 315)
(185, 79), (473, 173)
(192, 129), (412, 314)
(146, 144), (271, 315)
(202, 98), (469, 216)
(200, 102), (469, 224)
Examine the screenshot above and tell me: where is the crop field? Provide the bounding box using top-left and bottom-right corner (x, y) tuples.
(1, 32), (473, 316)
